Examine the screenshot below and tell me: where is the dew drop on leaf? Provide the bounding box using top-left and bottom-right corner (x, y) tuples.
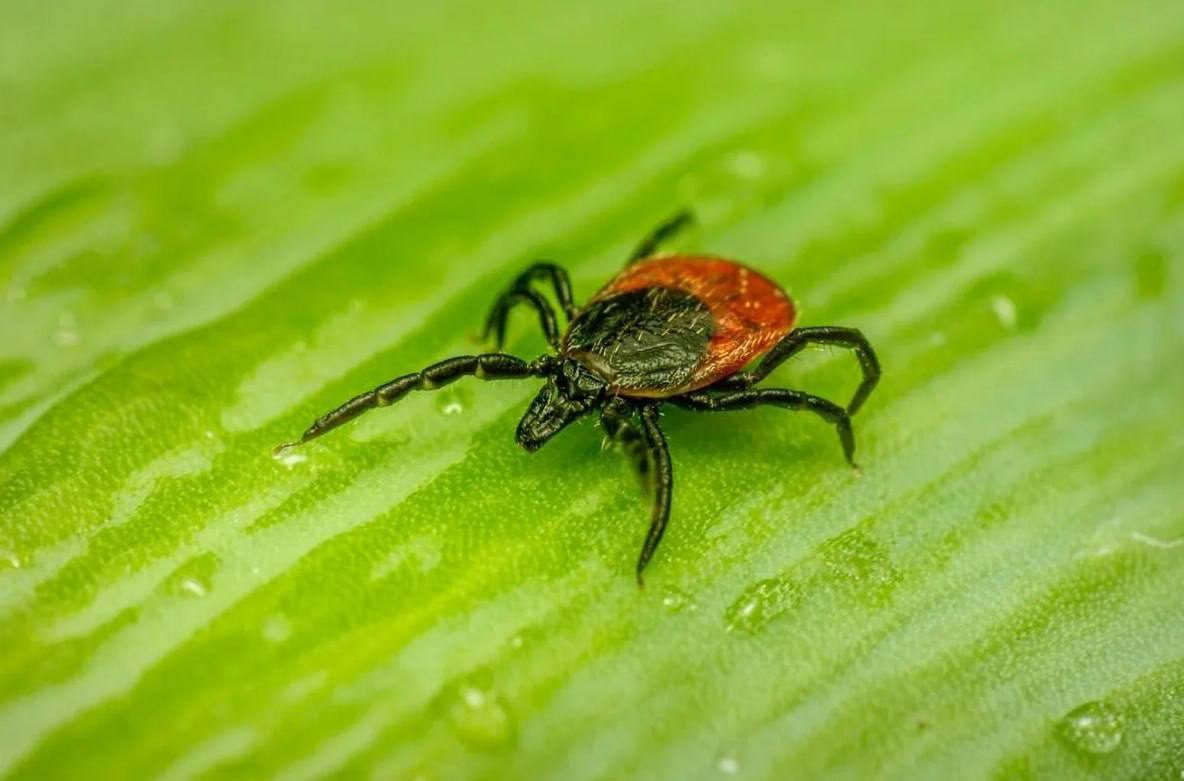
(990, 294), (1018, 329)
(0, 549), (23, 570)
(435, 388), (469, 416)
(724, 577), (801, 634)
(448, 679), (515, 750)
(272, 447), (307, 469)
(1057, 701), (1124, 755)
(717, 754), (741, 775)
(262, 614), (292, 643)
(661, 587), (698, 613)
(176, 577), (208, 597)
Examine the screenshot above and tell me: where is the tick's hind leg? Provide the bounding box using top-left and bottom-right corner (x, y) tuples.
(727, 327), (881, 415)
(601, 399), (652, 494)
(275, 353), (547, 452)
(599, 400), (673, 584)
(483, 262), (574, 349)
(669, 388), (857, 468)
(628, 209), (695, 264)
(636, 405), (673, 584)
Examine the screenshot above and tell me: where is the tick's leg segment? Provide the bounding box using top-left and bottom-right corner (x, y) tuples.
(636, 405), (672, 585)
(276, 354), (546, 451)
(628, 209), (695, 264)
(601, 398), (651, 494)
(483, 289), (561, 349)
(670, 388), (856, 467)
(511, 262), (576, 319)
(726, 327), (881, 415)
(483, 262), (574, 348)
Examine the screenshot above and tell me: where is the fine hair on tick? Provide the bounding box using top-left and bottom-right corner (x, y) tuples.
(276, 210), (881, 584)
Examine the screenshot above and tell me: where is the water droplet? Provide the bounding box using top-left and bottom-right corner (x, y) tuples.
(990, 294), (1018, 329)
(724, 577), (801, 634)
(1057, 701), (1124, 755)
(0, 549), (23, 570)
(508, 635), (525, 651)
(272, 447), (307, 469)
(818, 527), (901, 605)
(53, 313), (80, 347)
(262, 614), (291, 643)
(435, 388), (470, 416)
(166, 554), (218, 598)
(661, 587), (698, 613)
(178, 577), (208, 597)
(717, 754), (741, 775)
(447, 678), (515, 750)
(724, 150), (767, 181)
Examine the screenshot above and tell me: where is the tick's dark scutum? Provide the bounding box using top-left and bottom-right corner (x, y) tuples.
(563, 287), (714, 393)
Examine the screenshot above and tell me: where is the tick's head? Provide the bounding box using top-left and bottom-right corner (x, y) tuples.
(516, 359), (606, 452)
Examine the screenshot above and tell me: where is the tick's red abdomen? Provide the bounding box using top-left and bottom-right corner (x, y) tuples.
(589, 255), (796, 395)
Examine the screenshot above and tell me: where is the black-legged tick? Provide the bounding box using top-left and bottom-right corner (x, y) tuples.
(277, 211), (881, 583)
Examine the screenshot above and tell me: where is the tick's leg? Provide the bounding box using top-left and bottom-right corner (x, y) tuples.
(636, 405), (673, 585)
(627, 209), (695, 264)
(484, 263), (575, 349)
(727, 327), (881, 415)
(601, 398), (651, 494)
(669, 388), (856, 467)
(275, 353), (548, 452)
(512, 262), (576, 319)
(483, 288), (561, 350)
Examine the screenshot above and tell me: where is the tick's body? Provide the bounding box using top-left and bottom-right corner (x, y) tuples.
(568, 256), (795, 397)
(278, 211), (880, 583)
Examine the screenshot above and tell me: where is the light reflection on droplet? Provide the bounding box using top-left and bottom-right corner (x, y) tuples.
(435, 388), (469, 416)
(724, 150), (767, 181)
(272, 448), (307, 469)
(724, 577), (801, 634)
(717, 754), (741, 775)
(1057, 701), (1124, 755)
(448, 679), (515, 750)
(991, 294), (1018, 329)
(178, 577), (208, 597)
(53, 313), (80, 347)
(661, 587), (699, 613)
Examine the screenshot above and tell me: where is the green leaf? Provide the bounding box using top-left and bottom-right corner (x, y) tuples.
(2, 1), (1183, 778)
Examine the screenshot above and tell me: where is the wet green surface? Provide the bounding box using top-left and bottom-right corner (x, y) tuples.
(2, 1), (1183, 778)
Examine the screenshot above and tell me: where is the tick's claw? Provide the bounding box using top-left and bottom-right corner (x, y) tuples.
(272, 442), (298, 457)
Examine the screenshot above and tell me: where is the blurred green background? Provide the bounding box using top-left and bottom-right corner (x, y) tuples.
(2, 1), (1183, 779)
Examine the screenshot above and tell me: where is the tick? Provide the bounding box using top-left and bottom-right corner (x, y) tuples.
(276, 211), (880, 583)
